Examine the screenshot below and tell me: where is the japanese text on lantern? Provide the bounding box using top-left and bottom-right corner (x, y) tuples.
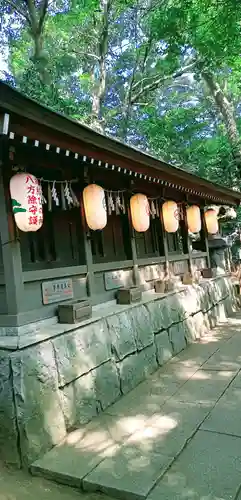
(26, 175), (43, 226)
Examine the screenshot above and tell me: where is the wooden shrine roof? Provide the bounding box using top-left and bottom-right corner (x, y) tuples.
(0, 80), (240, 206)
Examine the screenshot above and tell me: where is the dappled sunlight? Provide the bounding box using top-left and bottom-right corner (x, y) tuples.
(154, 361), (199, 380)
(202, 346), (241, 371)
(126, 415), (178, 454)
(47, 361), (233, 468)
(165, 359), (201, 380)
(148, 413), (182, 431)
(189, 370), (212, 381)
(183, 369), (235, 382)
(174, 359), (199, 368)
(155, 470), (204, 499)
(199, 334), (222, 343)
(94, 445), (157, 474)
(161, 471), (189, 491)
(60, 426), (120, 458)
(212, 360), (241, 371)
(114, 415), (147, 435)
(62, 412), (154, 458)
(169, 369), (236, 406)
(127, 454), (151, 472)
(167, 366), (200, 381)
(64, 428), (88, 445)
(144, 415), (177, 434)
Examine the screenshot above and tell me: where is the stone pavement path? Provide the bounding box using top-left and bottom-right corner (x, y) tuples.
(32, 315), (241, 500)
(0, 461), (114, 500)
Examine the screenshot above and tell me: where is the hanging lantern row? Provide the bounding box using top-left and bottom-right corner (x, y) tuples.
(8, 131), (234, 205)
(129, 196), (218, 235)
(9, 175), (219, 236)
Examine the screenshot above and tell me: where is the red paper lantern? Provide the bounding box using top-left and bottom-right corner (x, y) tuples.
(9, 173), (43, 232)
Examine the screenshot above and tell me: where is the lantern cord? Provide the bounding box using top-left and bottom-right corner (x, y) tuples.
(34, 176), (209, 215)
(36, 178), (191, 210)
(38, 177), (79, 184)
(34, 178), (206, 208)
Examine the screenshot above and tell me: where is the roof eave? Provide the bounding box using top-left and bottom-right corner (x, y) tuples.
(0, 81), (240, 205)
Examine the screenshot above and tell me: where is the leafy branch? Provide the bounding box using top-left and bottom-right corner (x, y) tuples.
(131, 59), (197, 104)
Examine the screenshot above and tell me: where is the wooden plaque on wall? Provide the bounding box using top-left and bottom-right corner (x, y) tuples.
(42, 278), (74, 305)
(104, 270), (124, 291)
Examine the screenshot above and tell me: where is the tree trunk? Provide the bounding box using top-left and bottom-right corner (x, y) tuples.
(27, 1), (48, 56)
(91, 0), (110, 134)
(202, 70), (241, 170)
(119, 42), (142, 141)
(6, 0), (49, 81)
(119, 92), (132, 141)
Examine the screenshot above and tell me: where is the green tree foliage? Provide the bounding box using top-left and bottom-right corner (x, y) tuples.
(147, 0), (241, 183)
(1, 0), (241, 187)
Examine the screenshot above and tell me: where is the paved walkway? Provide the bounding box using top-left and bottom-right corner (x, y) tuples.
(31, 313), (241, 500)
(0, 461), (113, 500)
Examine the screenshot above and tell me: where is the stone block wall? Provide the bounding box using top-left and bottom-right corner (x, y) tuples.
(0, 276), (237, 468)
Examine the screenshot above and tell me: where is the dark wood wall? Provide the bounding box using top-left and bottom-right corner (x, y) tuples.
(0, 140), (208, 324)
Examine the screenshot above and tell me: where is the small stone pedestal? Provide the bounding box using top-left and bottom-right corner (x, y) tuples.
(202, 268), (213, 279)
(154, 280), (165, 293)
(58, 300), (92, 324)
(116, 287), (142, 304)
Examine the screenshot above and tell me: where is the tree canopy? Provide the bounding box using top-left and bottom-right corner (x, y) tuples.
(1, 0), (241, 189)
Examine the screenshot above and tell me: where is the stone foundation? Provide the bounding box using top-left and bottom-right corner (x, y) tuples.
(0, 276), (237, 468)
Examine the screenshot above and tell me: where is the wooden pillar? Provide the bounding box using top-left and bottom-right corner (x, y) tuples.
(160, 206), (169, 277)
(127, 203), (140, 286)
(80, 194), (95, 300)
(0, 150), (24, 316)
(183, 206), (194, 276)
(201, 208), (211, 268)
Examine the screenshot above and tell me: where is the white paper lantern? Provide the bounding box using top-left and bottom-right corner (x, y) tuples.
(205, 208), (219, 234)
(186, 205), (201, 233)
(83, 184), (107, 230)
(9, 173), (43, 232)
(162, 200), (179, 233)
(130, 193), (150, 232)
